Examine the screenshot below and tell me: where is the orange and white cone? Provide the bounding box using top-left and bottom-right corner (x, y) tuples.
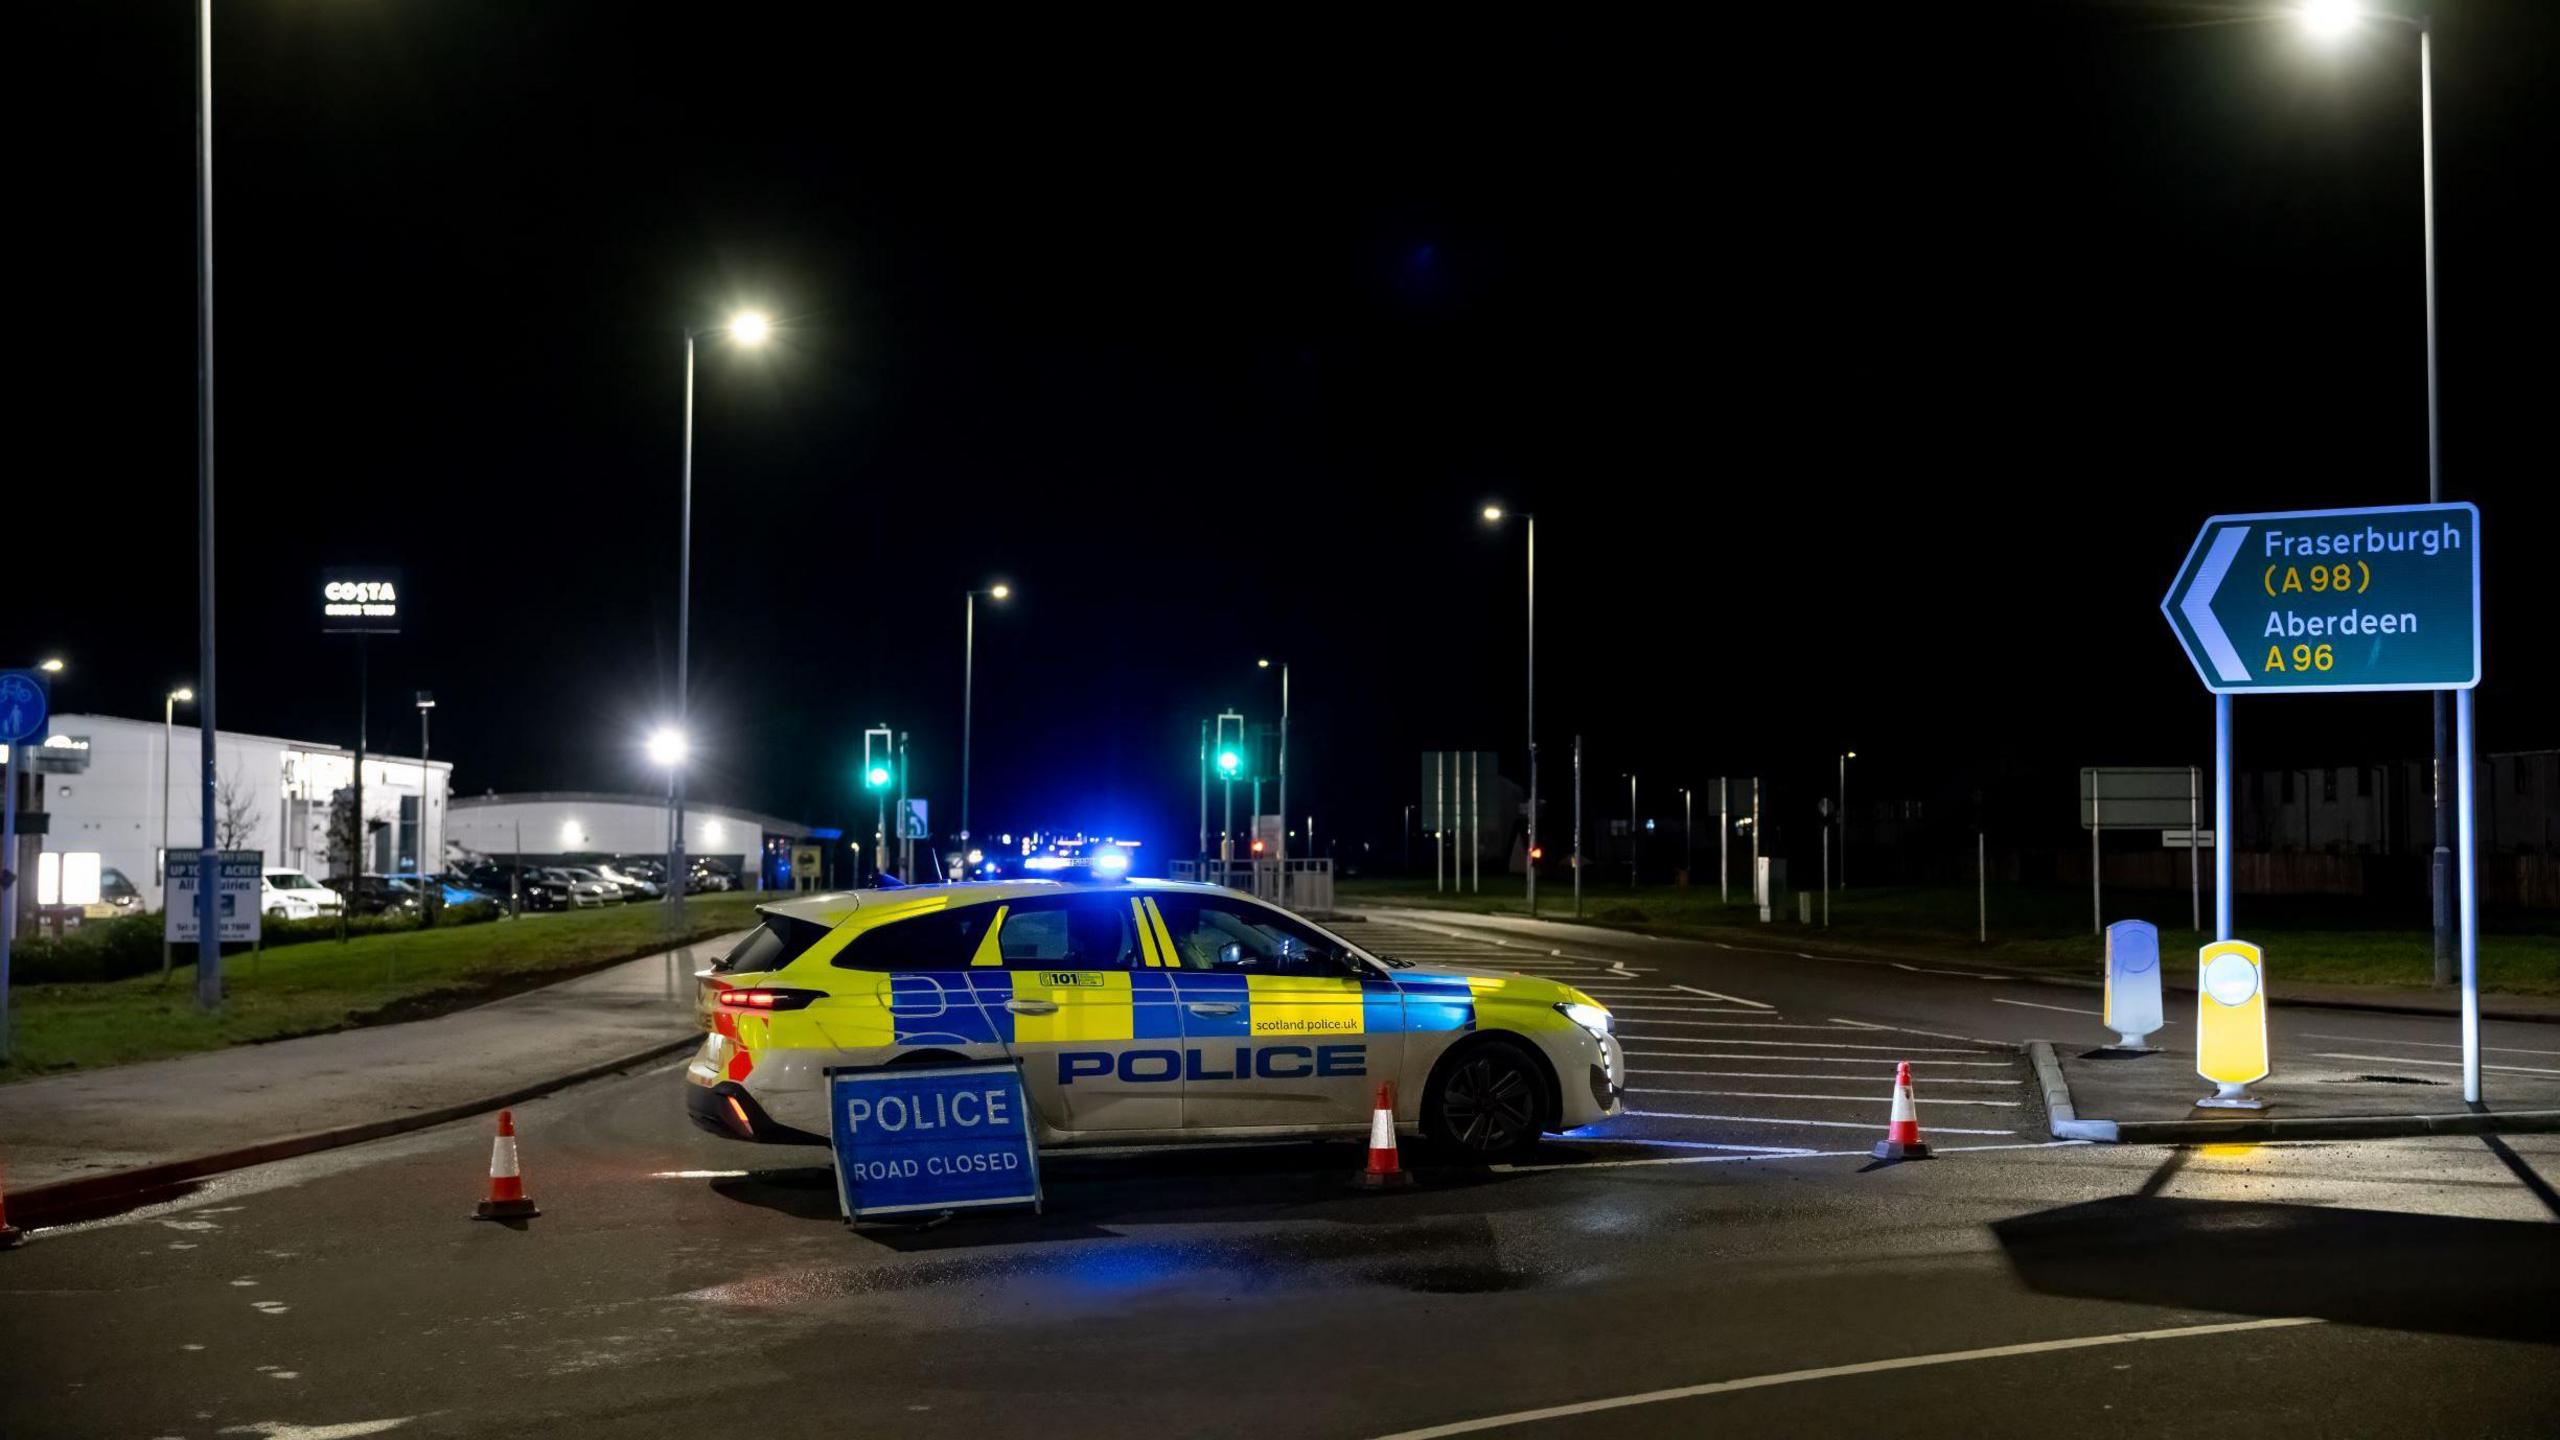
(1356, 1081), (1413, 1189)
(472, 1109), (541, 1220)
(0, 1169), (23, 1250)
(1871, 1061), (1932, 1161)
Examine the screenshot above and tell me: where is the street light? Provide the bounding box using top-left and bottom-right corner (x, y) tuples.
(962, 582), (1013, 855)
(1481, 504), (1537, 915)
(673, 307), (775, 931)
(648, 725), (687, 909)
(159, 687), (195, 979)
(37, 659), (64, 674)
(2297, 0), (2360, 39)
(416, 692), (437, 923)
(1257, 659), (1289, 902)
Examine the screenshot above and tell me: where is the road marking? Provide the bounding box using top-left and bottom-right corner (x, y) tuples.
(1622, 1049), (2016, 1066)
(1889, 961), (2010, 980)
(1605, 1006), (1813, 1016)
(1629, 1068), (2022, 1085)
(1629, 1086), (2022, 1108)
(2311, 1052), (2560, 1077)
(1494, 1137), (2090, 1174)
(2299, 1032), (2560, 1057)
(649, 1170), (752, 1179)
(1670, 983), (1774, 1009)
(1993, 997), (2104, 1017)
(1364, 1315), (2320, 1437)
(1612, 1020), (1923, 1031)
(1824, 1016), (2014, 1046)
(1611, 1037), (1996, 1053)
(1550, 1137), (1821, 1155)
(1625, 1110), (2015, 1135)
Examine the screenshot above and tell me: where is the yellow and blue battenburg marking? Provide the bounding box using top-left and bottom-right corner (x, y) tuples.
(870, 968), (1478, 1045)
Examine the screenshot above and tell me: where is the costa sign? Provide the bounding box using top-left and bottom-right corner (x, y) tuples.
(320, 568), (403, 634)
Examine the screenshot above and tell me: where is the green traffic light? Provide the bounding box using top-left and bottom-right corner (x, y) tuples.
(1217, 749), (1241, 777)
(866, 764), (891, 789)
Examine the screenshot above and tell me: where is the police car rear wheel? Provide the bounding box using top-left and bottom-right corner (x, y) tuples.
(1427, 1040), (1545, 1162)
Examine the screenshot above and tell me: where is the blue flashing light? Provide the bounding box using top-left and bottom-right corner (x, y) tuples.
(1092, 847), (1131, 878)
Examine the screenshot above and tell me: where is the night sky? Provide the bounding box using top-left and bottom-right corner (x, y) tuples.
(12, 1), (2553, 864)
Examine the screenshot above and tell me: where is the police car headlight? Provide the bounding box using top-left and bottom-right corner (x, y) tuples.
(1556, 1002), (1611, 1038)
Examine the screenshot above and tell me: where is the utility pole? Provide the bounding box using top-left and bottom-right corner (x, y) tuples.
(1719, 777), (1730, 905)
(1572, 736), (1583, 917)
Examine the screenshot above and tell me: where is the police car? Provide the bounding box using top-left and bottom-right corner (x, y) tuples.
(684, 879), (1623, 1161)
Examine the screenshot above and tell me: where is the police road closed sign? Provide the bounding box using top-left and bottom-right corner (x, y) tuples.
(828, 1061), (1041, 1220)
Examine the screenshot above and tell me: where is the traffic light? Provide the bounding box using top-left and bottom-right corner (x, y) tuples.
(861, 725), (894, 794)
(865, 763), (891, 790)
(1217, 748), (1242, 779)
(1250, 838), (1266, 856)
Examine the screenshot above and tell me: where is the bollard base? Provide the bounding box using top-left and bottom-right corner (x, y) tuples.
(472, 1199), (541, 1220)
(2195, 1082), (2268, 1111)
(1870, 1140), (1932, 1161)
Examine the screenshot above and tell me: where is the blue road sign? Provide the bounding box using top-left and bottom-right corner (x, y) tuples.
(2163, 502), (2479, 694)
(828, 1061), (1041, 1219)
(0, 670), (50, 744)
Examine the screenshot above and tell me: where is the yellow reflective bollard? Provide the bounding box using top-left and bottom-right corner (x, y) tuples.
(2195, 939), (2269, 1109)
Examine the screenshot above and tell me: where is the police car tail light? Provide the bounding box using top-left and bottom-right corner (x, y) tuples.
(715, 987), (826, 1012)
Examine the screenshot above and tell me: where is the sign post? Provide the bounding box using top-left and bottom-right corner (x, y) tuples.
(828, 1061), (1041, 1222)
(2164, 501), (2482, 1100)
(0, 669), (55, 1061)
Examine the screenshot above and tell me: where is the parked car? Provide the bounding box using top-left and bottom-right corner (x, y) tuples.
(687, 859), (738, 894)
(388, 870), (505, 908)
(540, 867), (621, 908)
(335, 874), (424, 917)
(591, 863), (660, 900)
(261, 868), (345, 920)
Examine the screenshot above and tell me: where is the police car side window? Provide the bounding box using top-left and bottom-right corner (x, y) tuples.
(1159, 897), (1353, 979)
(834, 906), (997, 971)
(997, 896), (1136, 970)
(715, 913), (835, 973)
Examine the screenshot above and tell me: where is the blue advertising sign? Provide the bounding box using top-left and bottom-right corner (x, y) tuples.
(0, 670), (49, 744)
(828, 1061), (1042, 1220)
(2163, 502), (2479, 694)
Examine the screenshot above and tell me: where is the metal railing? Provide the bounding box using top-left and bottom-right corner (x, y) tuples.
(1168, 857), (1334, 913)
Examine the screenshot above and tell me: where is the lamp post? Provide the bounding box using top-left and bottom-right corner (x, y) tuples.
(1681, 785), (1693, 884)
(648, 726), (687, 921)
(1257, 659), (1288, 903)
(2281, 2), (2452, 983)
(1838, 750), (1856, 889)
(161, 686), (195, 979)
(416, 692), (436, 925)
(673, 308), (771, 930)
(1481, 506), (1537, 914)
(1625, 773), (1638, 889)
(961, 582), (1011, 863)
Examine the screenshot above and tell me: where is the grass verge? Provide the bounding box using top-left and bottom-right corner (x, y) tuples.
(1, 894), (763, 1079)
(1336, 877), (2560, 997)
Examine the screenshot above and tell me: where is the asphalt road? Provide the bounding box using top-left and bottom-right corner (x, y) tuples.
(4, 911), (2554, 1439)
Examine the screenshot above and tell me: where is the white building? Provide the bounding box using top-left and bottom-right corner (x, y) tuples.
(19, 712), (452, 911)
(445, 791), (807, 890)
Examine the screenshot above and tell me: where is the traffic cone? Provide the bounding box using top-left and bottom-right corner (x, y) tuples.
(472, 1109), (541, 1220)
(0, 1170), (23, 1250)
(1871, 1061), (1933, 1161)
(1356, 1081), (1413, 1189)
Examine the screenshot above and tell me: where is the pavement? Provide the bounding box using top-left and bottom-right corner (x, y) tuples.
(3, 906), (2555, 1438)
(2035, 1033), (2560, 1143)
(0, 932), (741, 1205)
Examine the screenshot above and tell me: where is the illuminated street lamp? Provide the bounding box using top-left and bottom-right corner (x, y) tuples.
(37, 659), (64, 674)
(962, 582), (1013, 854)
(1481, 505), (1538, 914)
(649, 726), (688, 911)
(1839, 750), (1857, 889)
(159, 687), (195, 979)
(672, 308), (774, 929)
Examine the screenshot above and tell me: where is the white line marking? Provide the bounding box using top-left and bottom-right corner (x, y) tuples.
(1549, 1136), (1820, 1155)
(2311, 1052), (2560, 1077)
(1494, 1137), (2090, 1174)
(1611, 1036), (1996, 1053)
(1672, 984), (1773, 1009)
(1365, 1316), (2317, 1437)
(1605, 1006), (1811, 1016)
(1621, 1048), (2015, 1065)
(1625, 1110), (2015, 1135)
(649, 1170), (752, 1179)
(1629, 1087), (2022, 1108)
(1612, 1020), (1915, 1031)
(1992, 998), (2104, 1017)
(1889, 961), (2011, 980)
(1629, 1068), (2023, 1085)
(1823, 1017), (2015, 1046)
(2299, 1033), (2560, 1057)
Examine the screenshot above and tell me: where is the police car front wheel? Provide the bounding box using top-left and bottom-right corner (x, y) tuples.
(1425, 1039), (1547, 1162)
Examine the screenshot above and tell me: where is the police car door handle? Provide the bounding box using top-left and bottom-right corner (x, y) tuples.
(1186, 1002), (1240, 1016)
(1005, 998), (1059, 1015)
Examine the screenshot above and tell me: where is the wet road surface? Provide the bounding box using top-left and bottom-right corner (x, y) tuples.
(3, 913), (2554, 1438)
